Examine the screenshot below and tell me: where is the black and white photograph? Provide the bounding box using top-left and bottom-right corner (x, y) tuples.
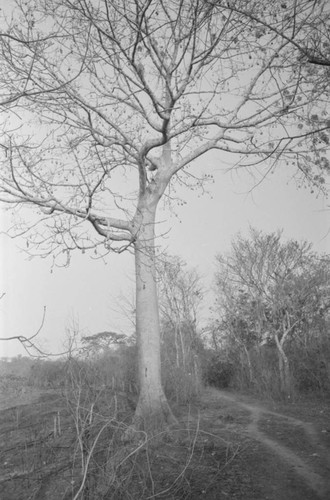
(0, 1), (330, 498)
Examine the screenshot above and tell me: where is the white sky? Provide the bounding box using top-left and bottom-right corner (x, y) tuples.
(1, 154), (329, 358)
(0, 0), (329, 358)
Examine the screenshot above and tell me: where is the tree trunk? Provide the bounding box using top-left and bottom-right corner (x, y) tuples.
(275, 334), (291, 399)
(174, 324), (180, 368)
(132, 203), (177, 432)
(243, 344), (253, 385)
(178, 323), (186, 368)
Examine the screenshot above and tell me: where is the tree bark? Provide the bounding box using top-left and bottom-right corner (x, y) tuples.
(275, 334), (291, 399)
(243, 344), (253, 385)
(132, 202), (177, 431)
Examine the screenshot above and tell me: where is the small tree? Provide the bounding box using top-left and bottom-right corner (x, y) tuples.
(214, 228), (330, 397)
(81, 331), (129, 357)
(157, 254), (203, 400)
(158, 254), (202, 365)
(0, 1), (330, 427)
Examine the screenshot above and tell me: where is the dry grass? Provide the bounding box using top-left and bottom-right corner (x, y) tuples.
(0, 379), (237, 500)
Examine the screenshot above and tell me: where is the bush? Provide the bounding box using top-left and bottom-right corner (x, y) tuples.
(28, 359), (67, 388)
(290, 340), (330, 395)
(200, 350), (233, 388)
(160, 326), (203, 403)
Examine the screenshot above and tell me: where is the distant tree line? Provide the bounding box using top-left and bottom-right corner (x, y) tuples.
(1, 227), (329, 402)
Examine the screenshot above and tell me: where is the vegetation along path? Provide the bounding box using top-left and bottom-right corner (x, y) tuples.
(200, 388), (330, 499)
(1, 385), (330, 499)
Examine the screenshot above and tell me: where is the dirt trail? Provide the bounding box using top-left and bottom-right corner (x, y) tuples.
(204, 388), (330, 500)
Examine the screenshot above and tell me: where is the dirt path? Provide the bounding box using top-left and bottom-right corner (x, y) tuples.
(201, 388), (330, 500)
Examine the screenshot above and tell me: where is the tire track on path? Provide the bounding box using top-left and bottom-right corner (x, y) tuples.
(209, 389), (330, 499)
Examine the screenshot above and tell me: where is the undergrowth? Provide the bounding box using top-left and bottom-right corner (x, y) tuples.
(0, 381), (237, 500)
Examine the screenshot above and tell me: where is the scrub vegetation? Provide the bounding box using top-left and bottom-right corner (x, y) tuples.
(1, 231), (330, 499)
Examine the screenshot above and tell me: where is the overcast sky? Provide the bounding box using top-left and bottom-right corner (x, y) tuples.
(0, 1), (329, 359)
(1, 153), (329, 359)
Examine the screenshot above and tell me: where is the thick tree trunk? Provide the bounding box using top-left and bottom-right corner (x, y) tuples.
(132, 204), (177, 431)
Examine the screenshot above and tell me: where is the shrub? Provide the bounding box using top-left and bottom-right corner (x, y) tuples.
(200, 350), (233, 388)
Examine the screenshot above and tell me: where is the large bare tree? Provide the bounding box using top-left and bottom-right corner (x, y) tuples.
(0, 0), (329, 428)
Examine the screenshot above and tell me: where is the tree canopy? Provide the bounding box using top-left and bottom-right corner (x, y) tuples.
(0, 0), (329, 258)
(214, 228), (330, 344)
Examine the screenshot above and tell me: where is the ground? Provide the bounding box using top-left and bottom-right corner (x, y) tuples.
(0, 385), (329, 499)
(197, 388), (330, 500)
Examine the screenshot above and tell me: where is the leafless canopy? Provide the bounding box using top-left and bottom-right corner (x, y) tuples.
(0, 0), (329, 260)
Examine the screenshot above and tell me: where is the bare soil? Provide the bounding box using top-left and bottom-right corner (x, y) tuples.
(0, 386), (329, 499)
(196, 388), (330, 499)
